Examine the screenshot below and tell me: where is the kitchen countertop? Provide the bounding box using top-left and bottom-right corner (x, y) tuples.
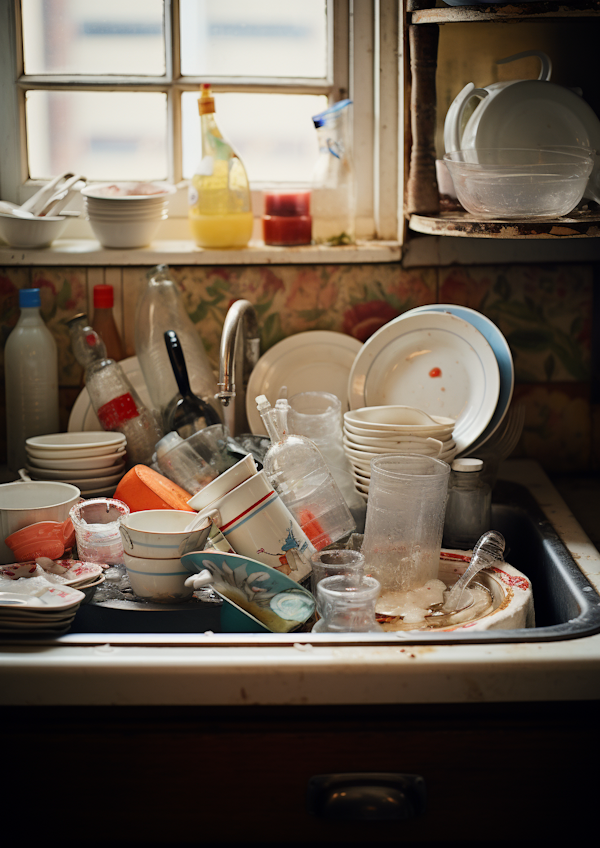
(1, 459), (599, 707)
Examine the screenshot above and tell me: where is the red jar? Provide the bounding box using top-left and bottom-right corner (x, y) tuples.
(262, 190), (312, 246)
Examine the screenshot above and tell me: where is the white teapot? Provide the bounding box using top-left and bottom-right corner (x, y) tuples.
(444, 50), (600, 203)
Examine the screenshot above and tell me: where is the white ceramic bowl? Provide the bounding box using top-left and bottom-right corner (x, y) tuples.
(87, 215), (166, 249)
(187, 454), (258, 511)
(81, 182), (176, 201)
(25, 462), (125, 481)
(119, 509), (201, 559)
(345, 406), (444, 427)
(344, 441), (443, 460)
(343, 430), (451, 448)
(85, 206), (168, 222)
(0, 212), (71, 248)
(344, 420), (455, 439)
(0, 481), (81, 564)
(122, 550), (194, 603)
(27, 451), (126, 471)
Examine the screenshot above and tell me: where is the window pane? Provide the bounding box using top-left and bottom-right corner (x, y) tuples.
(182, 91), (327, 184)
(22, 0), (165, 76)
(180, 0), (327, 78)
(26, 91), (168, 180)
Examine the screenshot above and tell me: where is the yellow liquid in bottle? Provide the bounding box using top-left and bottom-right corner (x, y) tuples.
(189, 211), (254, 249)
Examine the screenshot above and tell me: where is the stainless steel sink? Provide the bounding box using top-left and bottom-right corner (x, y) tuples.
(39, 479), (598, 647)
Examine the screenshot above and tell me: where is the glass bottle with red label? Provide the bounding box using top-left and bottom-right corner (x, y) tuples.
(67, 315), (162, 466)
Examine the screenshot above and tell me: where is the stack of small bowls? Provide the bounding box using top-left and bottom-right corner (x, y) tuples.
(81, 182), (176, 248)
(343, 406), (458, 499)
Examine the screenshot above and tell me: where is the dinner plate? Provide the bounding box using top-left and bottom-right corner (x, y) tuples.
(348, 312), (500, 454)
(400, 305), (514, 454)
(26, 450), (126, 471)
(27, 432), (126, 451)
(25, 462), (125, 481)
(26, 467), (124, 488)
(68, 356), (152, 432)
(26, 444), (126, 461)
(246, 331), (362, 436)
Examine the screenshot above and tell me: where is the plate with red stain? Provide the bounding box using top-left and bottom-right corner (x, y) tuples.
(347, 311), (499, 454)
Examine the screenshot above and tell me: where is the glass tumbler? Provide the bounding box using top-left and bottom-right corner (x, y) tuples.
(311, 574), (382, 632)
(361, 454), (450, 594)
(310, 548), (365, 598)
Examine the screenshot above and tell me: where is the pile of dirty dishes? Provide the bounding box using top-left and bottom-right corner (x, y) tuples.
(343, 406), (457, 498)
(0, 560), (90, 635)
(25, 432), (127, 498)
(81, 182), (176, 249)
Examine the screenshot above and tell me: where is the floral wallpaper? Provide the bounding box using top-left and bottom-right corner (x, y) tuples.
(0, 260), (597, 474)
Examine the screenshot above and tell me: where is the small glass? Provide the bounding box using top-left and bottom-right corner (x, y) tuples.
(69, 498), (130, 565)
(310, 548), (365, 597)
(311, 575), (382, 633)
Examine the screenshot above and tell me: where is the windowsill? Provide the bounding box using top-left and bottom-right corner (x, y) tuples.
(0, 238), (403, 266)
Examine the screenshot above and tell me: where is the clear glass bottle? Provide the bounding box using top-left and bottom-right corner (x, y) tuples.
(91, 284), (124, 362)
(5, 288), (60, 472)
(134, 264), (221, 430)
(188, 84), (253, 249)
(257, 395), (356, 551)
(311, 574), (382, 633)
(311, 99), (356, 245)
(67, 316), (162, 467)
(443, 458), (492, 550)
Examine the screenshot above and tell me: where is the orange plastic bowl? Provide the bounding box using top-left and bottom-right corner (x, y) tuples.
(4, 518), (75, 562)
(113, 465), (195, 513)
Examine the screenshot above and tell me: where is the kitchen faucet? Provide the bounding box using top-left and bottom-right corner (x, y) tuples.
(217, 299), (261, 436)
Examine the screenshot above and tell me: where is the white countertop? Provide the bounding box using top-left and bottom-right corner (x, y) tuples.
(1, 460), (599, 707)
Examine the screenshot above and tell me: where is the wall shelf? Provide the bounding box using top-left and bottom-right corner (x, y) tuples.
(409, 209), (600, 238)
(409, 2), (600, 26)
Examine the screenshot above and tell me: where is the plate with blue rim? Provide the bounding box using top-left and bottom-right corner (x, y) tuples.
(399, 305), (514, 455)
(181, 550), (315, 634)
(347, 310), (500, 455)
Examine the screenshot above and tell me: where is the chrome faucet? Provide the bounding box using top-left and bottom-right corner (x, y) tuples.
(217, 300), (261, 436)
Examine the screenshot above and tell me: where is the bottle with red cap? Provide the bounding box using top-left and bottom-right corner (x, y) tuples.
(91, 284), (124, 362)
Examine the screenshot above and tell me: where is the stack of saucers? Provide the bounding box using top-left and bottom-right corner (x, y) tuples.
(0, 561), (87, 635)
(81, 181), (176, 248)
(25, 432), (127, 498)
(343, 406), (458, 498)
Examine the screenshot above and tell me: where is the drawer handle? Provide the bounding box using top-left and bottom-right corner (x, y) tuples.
(307, 772), (426, 821)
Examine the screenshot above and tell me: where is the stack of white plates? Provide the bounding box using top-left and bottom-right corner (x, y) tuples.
(25, 432), (127, 498)
(343, 406), (458, 499)
(0, 560), (93, 635)
(81, 181), (176, 248)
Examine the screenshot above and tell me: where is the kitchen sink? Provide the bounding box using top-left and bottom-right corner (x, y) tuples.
(2, 480), (600, 647)
(42, 478), (600, 648)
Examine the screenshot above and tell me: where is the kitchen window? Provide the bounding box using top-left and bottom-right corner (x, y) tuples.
(0, 0), (402, 245)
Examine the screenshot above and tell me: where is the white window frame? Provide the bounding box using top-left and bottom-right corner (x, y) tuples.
(0, 0), (403, 243)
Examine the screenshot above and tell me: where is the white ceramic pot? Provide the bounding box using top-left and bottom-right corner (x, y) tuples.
(0, 481), (81, 564)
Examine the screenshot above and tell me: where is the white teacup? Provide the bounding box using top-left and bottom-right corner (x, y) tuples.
(119, 509), (211, 559)
(122, 550), (194, 604)
(192, 470), (314, 581)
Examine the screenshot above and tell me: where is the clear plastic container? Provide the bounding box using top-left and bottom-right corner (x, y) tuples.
(134, 264), (221, 429)
(311, 574), (382, 633)
(5, 289), (60, 472)
(68, 317), (162, 467)
(69, 498), (130, 565)
(311, 99), (356, 245)
(257, 395), (356, 551)
(188, 84), (253, 249)
(443, 458), (492, 550)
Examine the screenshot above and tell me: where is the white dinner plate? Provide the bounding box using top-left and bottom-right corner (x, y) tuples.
(25, 461), (125, 481)
(399, 305), (514, 455)
(348, 312), (500, 455)
(26, 467), (124, 488)
(26, 444), (126, 461)
(27, 431), (126, 451)
(26, 450), (126, 471)
(68, 356), (152, 432)
(246, 331), (362, 436)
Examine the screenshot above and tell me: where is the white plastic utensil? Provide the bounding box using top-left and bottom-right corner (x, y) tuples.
(39, 175), (85, 217)
(0, 202), (36, 219)
(20, 171), (75, 215)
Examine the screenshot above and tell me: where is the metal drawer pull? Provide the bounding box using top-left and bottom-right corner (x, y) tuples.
(307, 772), (426, 821)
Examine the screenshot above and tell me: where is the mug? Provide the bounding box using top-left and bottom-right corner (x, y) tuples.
(194, 470), (315, 581)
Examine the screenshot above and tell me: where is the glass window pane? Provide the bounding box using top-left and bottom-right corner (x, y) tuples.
(26, 91), (168, 181)
(22, 0), (165, 76)
(182, 91), (327, 184)
(180, 0), (327, 78)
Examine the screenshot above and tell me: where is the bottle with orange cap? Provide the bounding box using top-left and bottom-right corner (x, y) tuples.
(188, 84), (253, 249)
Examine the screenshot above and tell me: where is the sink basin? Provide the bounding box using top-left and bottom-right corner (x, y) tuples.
(7, 479), (600, 647)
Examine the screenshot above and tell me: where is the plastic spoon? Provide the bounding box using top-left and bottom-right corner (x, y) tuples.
(164, 330), (221, 438)
(442, 530), (506, 613)
(20, 171), (75, 215)
(0, 202), (36, 219)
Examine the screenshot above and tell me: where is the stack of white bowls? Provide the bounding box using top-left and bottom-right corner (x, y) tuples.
(343, 406), (458, 499)
(25, 432), (128, 498)
(82, 182), (175, 249)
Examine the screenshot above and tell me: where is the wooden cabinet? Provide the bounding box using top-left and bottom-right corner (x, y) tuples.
(4, 701), (598, 845)
(405, 1), (600, 239)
